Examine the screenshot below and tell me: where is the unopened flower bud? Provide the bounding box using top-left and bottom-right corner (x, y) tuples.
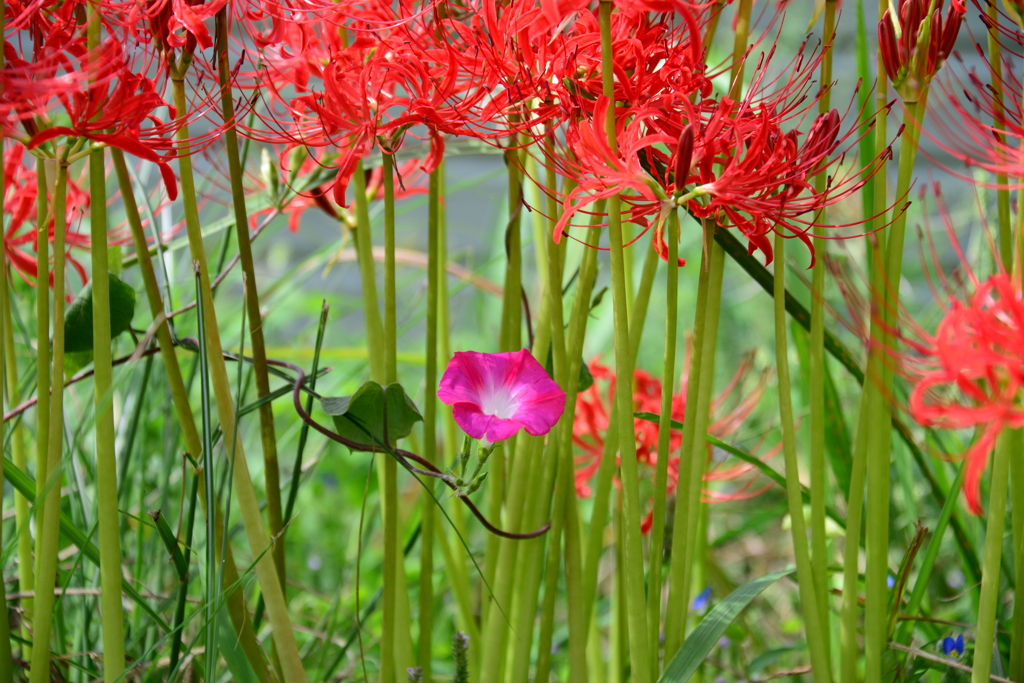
(673, 124), (694, 196)
(464, 472), (488, 496)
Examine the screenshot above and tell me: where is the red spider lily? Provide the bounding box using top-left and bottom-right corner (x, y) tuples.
(247, 0), (506, 207)
(915, 9), (1024, 187)
(550, 39), (891, 266)
(824, 183), (1020, 516)
(573, 350), (778, 533)
(23, 40), (180, 199)
(878, 0), (966, 100)
(2, 145), (92, 288)
(0, 12), (93, 130)
(903, 273), (1024, 515)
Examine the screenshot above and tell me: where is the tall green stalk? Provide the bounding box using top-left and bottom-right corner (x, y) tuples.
(0, 10), (12, 672)
(971, 435), (1011, 683)
(865, 92), (927, 683)
(993, 10), (1024, 679)
(28, 157), (71, 683)
(774, 231), (832, 683)
(522, 206), (603, 683)
(111, 148), (269, 682)
(215, 10), (285, 589)
(647, 209), (680, 668)
(375, 153), (398, 683)
(418, 161), (439, 683)
(32, 157), (49, 582)
(598, 3), (652, 680)
(0, 122), (12, 683)
(171, 75), (308, 683)
(86, 100), (128, 683)
(547, 214), (588, 683)
(665, 2), (751, 661)
(809, 2), (837, 665)
(841, 4), (890, 678)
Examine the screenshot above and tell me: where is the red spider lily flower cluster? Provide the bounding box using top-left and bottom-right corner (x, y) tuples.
(548, 25), (891, 266)
(903, 273), (1024, 516)
(878, 0), (966, 101)
(573, 352), (778, 533)
(2, 2), (185, 197)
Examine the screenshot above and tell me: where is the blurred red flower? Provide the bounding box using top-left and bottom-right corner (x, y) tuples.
(573, 347), (778, 533)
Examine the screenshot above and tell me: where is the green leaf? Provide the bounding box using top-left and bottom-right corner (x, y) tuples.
(107, 245), (123, 276)
(658, 568), (796, 682)
(63, 274), (136, 353)
(321, 381), (423, 448)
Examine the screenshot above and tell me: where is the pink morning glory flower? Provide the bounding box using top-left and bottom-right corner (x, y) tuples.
(437, 349), (566, 442)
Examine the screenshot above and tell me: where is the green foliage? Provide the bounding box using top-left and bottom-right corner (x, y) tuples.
(62, 273), (136, 353)
(322, 381), (424, 449)
(658, 568), (796, 683)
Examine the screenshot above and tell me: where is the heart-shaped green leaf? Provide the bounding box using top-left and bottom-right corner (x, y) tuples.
(321, 381), (423, 449)
(63, 274), (136, 353)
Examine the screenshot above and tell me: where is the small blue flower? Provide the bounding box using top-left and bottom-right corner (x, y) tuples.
(887, 574), (895, 589)
(941, 634), (965, 658)
(692, 587), (712, 612)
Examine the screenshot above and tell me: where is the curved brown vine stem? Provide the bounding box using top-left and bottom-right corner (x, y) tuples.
(264, 358), (551, 541)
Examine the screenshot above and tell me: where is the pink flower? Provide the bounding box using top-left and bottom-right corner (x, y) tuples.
(438, 349), (566, 442)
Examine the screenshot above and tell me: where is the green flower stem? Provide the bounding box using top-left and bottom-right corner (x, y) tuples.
(1011, 428), (1024, 682)
(663, 225), (714, 658)
(532, 446), (564, 683)
(774, 232), (832, 683)
(599, 3), (652, 679)
(971, 434), (1012, 683)
(215, 10), (285, 590)
(581, 236), (660, 622)
(665, 0), (751, 660)
(351, 160), (387, 382)
(547, 210), (588, 683)
(842, 6), (891, 676)
(840, 387), (871, 683)
(500, 141), (524, 354)
(675, 232), (724, 651)
(0, 12), (12, 672)
(482, 139), (524, 623)
(523, 207), (604, 683)
(865, 92), (927, 683)
(32, 157), (49, 581)
(995, 10), (1024, 677)
(809, 2), (837, 666)
(171, 77), (309, 683)
(480, 281), (554, 682)
(111, 148), (269, 682)
(647, 210), (680, 667)
(27, 157), (70, 683)
(3, 161), (32, 667)
(377, 151), (399, 683)
(351, 153), (414, 682)
(87, 137), (129, 683)
(418, 162), (439, 683)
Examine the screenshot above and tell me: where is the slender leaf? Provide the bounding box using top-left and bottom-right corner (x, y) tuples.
(658, 568), (797, 682)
